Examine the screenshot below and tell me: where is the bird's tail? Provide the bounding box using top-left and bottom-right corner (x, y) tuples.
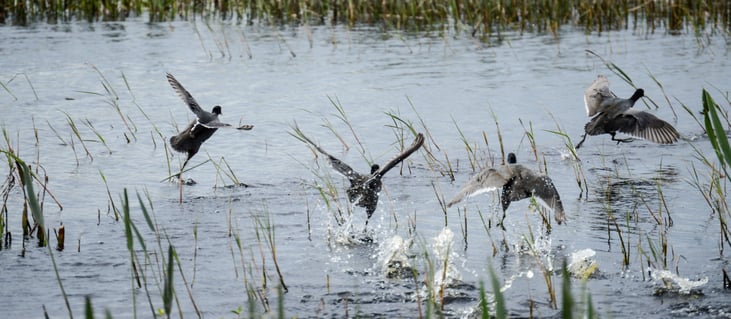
(169, 135), (184, 153)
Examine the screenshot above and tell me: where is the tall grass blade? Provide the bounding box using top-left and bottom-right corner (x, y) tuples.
(488, 264), (507, 319)
(702, 89), (731, 180)
(163, 245), (175, 319)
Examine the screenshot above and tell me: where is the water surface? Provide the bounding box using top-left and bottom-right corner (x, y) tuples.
(1, 18), (729, 318)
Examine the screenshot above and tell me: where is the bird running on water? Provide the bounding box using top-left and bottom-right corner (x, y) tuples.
(167, 73), (254, 171)
(296, 127), (424, 227)
(576, 75), (679, 149)
(447, 153), (565, 226)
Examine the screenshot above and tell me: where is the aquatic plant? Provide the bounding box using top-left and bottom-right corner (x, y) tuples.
(695, 89), (731, 255)
(3, 0), (729, 42)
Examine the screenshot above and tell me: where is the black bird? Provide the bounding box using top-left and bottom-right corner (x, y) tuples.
(576, 75), (679, 149)
(297, 128), (424, 226)
(447, 153), (565, 225)
(167, 73), (253, 170)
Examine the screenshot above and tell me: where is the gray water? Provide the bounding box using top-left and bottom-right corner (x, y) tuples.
(1, 18), (730, 318)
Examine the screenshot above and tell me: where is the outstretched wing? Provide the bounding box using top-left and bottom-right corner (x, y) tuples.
(517, 168), (566, 224)
(295, 125), (364, 182)
(446, 165), (512, 208)
(613, 110), (680, 144)
(584, 75), (615, 117)
(167, 73), (204, 116)
(196, 121), (232, 129)
(373, 133), (425, 178)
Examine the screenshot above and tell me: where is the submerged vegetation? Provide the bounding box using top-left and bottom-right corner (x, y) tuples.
(2, 0), (730, 39)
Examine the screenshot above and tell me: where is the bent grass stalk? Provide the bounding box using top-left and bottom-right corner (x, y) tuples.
(61, 111), (94, 162)
(547, 115), (589, 199)
(5, 153), (73, 316)
(87, 64), (138, 140)
(328, 95), (366, 156)
(252, 207), (289, 293)
(81, 118), (112, 154)
(290, 123), (350, 226)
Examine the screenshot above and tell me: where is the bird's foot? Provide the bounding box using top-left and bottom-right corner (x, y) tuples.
(613, 137), (635, 144)
(237, 124), (254, 130)
(575, 135), (587, 149)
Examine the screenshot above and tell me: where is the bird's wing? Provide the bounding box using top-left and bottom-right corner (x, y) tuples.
(518, 168), (566, 224)
(446, 165), (512, 208)
(584, 75), (615, 117)
(296, 126), (364, 181)
(373, 133), (425, 178)
(327, 156), (365, 182)
(613, 110), (680, 144)
(166, 73), (205, 116)
(196, 121), (232, 129)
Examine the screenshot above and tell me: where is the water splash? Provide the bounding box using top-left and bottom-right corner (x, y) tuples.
(568, 248), (598, 279)
(649, 268), (708, 294)
(431, 228), (462, 295)
(377, 235), (414, 279)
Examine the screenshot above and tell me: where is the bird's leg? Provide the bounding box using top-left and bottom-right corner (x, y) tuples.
(610, 133), (635, 144)
(575, 134), (587, 149)
(497, 211), (507, 231)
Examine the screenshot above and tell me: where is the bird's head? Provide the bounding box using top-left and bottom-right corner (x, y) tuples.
(630, 89), (644, 102)
(212, 105), (223, 115)
(507, 153), (517, 164)
(370, 164), (380, 174)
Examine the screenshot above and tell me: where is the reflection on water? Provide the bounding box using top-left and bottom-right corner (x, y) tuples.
(0, 17), (730, 318)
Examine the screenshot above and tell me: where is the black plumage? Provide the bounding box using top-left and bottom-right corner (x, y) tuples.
(298, 129), (424, 225)
(167, 73), (253, 170)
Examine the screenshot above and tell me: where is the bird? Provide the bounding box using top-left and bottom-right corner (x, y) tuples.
(296, 127), (424, 226)
(166, 73), (253, 171)
(575, 75), (679, 149)
(447, 153), (565, 226)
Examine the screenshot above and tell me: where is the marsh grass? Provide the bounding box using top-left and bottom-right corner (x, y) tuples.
(116, 188), (213, 318)
(0, 72), (38, 100)
(0, 147), (74, 315)
(549, 123), (588, 198)
(7, 0), (729, 43)
(693, 89), (731, 255)
(207, 154), (247, 187)
(290, 123), (351, 228)
(62, 111), (94, 163)
(89, 65), (138, 140)
(522, 221), (557, 309)
(251, 207), (288, 293)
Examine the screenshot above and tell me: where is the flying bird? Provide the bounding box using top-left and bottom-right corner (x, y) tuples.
(167, 73), (253, 171)
(576, 75), (679, 149)
(297, 128), (424, 226)
(447, 153), (565, 226)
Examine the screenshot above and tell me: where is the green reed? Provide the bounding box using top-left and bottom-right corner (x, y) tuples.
(0, 73), (38, 100)
(523, 220), (557, 309)
(62, 111), (94, 163)
(485, 264), (507, 318)
(252, 207), (289, 293)
(289, 122), (350, 227)
(6, 0), (729, 42)
(695, 89), (731, 255)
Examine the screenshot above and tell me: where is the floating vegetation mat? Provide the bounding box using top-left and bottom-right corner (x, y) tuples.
(2, 0), (729, 38)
